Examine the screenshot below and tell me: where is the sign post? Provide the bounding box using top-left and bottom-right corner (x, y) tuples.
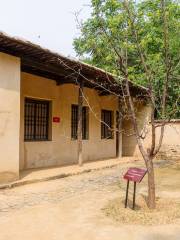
(123, 168), (147, 210)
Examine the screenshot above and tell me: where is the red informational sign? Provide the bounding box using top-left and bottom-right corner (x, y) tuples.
(53, 117), (60, 123)
(123, 167), (147, 183)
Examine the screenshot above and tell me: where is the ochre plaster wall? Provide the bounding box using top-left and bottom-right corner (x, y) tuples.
(122, 102), (151, 158)
(122, 102), (179, 160)
(20, 72), (120, 169)
(154, 122), (180, 160)
(0, 52), (20, 183)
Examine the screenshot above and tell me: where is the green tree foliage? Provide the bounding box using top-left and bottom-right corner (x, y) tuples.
(73, 0), (180, 118)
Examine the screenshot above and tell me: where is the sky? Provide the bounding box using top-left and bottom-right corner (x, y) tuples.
(0, 0), (91, 57)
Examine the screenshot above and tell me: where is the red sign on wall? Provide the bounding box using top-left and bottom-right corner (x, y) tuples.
(53, 117), (60, 123)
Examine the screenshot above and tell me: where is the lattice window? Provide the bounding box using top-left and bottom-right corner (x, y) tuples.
(101, 110), (114, 139)
(71, 105), (89, 140)
(24, 98), (50, 141)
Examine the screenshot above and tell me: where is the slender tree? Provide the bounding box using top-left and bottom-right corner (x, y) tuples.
(73, 0), (180, 208)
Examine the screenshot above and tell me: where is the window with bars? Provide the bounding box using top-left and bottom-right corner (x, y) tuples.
(71, 105), (89, 140)
(24, 98), (50, 141)
(101, 110), (114, 139)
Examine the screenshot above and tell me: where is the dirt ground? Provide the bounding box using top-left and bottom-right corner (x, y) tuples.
(0, 159), (180, 240)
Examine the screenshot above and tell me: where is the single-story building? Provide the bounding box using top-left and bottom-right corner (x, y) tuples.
(0, 32), (150, 183)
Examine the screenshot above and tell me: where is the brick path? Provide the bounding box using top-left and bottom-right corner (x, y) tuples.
(0, 164), (127, 214)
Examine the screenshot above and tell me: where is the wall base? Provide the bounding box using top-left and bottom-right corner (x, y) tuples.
(0, 172), (19, 184)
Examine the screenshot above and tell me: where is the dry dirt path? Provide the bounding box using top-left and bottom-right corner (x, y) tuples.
(0, 161), (179, 240)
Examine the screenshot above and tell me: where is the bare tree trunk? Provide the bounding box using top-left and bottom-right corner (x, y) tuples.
(116, 97), (123, 158)
(77, 79), (84, 166)
(146, 156), (156, 209)
(125, 76), (156, 209)
(122, 0), (158, 209)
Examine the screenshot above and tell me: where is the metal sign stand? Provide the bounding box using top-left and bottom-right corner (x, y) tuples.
(125, 180), (136, 209)
(123, 168), (147, 210)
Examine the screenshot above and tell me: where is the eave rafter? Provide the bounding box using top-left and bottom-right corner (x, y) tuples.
(0, 32), (148, 97)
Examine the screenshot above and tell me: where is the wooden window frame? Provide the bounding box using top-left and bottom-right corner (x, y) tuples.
(71, 104), (89, 140)
(24, 98), (51, 142)
(101, 109), (114, 139)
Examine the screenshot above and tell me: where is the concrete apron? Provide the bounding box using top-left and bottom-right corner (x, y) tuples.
(0, 157), (137, 190)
